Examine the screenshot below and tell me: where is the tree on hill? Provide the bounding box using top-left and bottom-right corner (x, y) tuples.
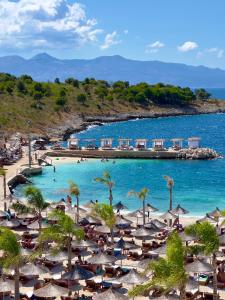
(77, 93), (87, 104)
(195, 88), (211, 100)
(65, 77), (79, 88)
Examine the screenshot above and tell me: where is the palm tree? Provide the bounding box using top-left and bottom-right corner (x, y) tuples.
(185, 221), (219, 300)
(163, 175), (174, 211)
(69, 181), (80, 223)
(12, 186), (49, 230)
(128, 188), (149, 225)
(39, 210), (84, 271)
(0, 167), (7, 210)
(94, 171), (114, 206)
(129, 232), (187, 300)
(92, 203), (116, 242)
(0, 227), (24, 300)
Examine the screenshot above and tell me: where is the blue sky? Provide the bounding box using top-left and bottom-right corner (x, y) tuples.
(0, 0), (225, 69)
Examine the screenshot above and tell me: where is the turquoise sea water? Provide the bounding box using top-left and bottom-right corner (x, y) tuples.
(16, 113), (225, 216)
(207, 88), (225, 100)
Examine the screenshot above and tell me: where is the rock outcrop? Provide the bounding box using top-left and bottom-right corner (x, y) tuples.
(177, 148), (219, 160)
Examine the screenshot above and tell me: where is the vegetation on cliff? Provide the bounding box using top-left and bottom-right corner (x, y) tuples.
(0, 72), (218, 134)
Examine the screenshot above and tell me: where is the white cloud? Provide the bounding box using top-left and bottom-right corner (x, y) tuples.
(207, 47), (224, 59)
(0, 0), (102, 50)
(124, 29), (128, 35)
(178, 41), (198, 52)
(145, 41), (165, 53)
(100, 31), (121, 50)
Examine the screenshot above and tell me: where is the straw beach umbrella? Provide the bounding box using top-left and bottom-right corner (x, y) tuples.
(132, 227), (155, 239)
(118, 269), (147, 285)
(208, 207), (222, 218)
(186, 259), (213, 273)
(45, 251), (71, 262)
(33, 283), (69, 297)
(150, 219), (167, 229)
(113, 201), (128, 211)
(160, 210), (177, 222)
(20, 263), (49, 276)
(87, 252), (116, 264)
(71, 239), (97, 248)
(219, 234), (225, 245)
(0, 210), (8, 218)
(114, 238), (139, 250)
(0, 278), (18, 293)
(0, 219), (20, 228)
(118, 269), (147, 299)
(137, 258), (155, 269)
(179, 232), (196, 243)
(171, 204), (189, 224)
(115, 215), (132, 227)
(27, 220), (49, 230)
(93, 287), (129, 300)
(82, 215), (101, 225)
(16, 212), (36, 219)
(149, 295), (179, 300)
(62, 265), (94, 280)
(94, 225), (118, 234)
(186, 278), (199, 292)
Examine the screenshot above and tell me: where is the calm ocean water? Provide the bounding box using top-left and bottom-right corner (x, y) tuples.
(16, 113), (225, 216)
(207, 88), (225, 100)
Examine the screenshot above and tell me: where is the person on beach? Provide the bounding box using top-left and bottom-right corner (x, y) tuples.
(67, 195), (72, 205)
(53, 165), (56, 172)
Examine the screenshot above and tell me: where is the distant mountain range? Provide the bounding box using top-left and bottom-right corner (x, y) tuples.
(0, 53), (225, 88)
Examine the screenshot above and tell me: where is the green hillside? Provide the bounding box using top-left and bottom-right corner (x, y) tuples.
(0, 73), (219, 135)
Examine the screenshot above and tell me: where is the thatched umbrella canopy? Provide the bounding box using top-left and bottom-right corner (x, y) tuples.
(93, 287), (129, 300)
(71, 239), (97, 248)
(219, 234), (225, 245)
(115, 215), (132, 227)
(160, 210), (177, 221)
(132, 227), (154, 239)
(186, 278), (199, 292)
(149, 295), (179, 300)
(186, 259), (213, 273)
(144, 222), (161, 232)
(153, 244), (167, 256)
(27, 220), (49, 230)
(127, 210), (143, 218)
(33, 283), (69, 297)
(197, 214), (217, 224)
(45, 251), (71, 262)
(62, 265), (94, 280)
(83, 200), (96, 209)
(94, 225), (118, 234)
(16, 212), (36, 219)
(171, 204), (189, 215)
(0, 210), (8, 218)
(82, 215), (101, 225)
(0, 219), (20, 228)
(179, 232), (196, 242)
(118, 269), (148, 285)
(137, 258), (154, 269)
(150, 219), (167, 229)
(87, 252), (116, 265)
(20, 263), (49, 276)
(141, 203), (158, 213)
(114, 238), (139, 250)
(208, 207), (222, 218)
(113, 201), (128, 211)
(0, 278), (18, 293)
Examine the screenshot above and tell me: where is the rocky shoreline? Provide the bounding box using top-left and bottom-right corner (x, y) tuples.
(44, 100), (225, 140)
